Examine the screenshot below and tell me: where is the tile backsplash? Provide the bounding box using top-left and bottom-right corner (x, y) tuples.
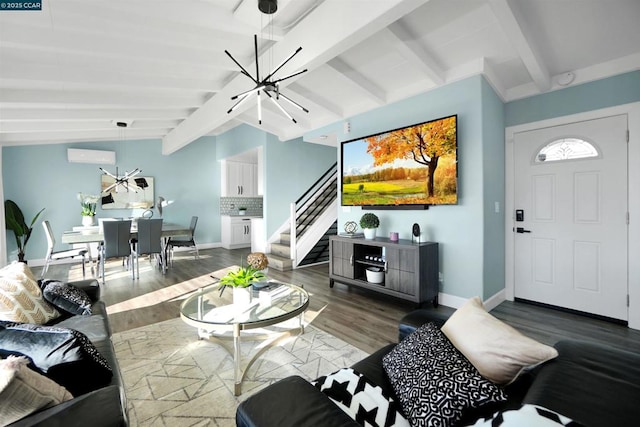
(220, 197), (263, 216)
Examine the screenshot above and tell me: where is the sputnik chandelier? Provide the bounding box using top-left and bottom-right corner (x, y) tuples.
(99, 121), (142, 193)
(225, 0), (308, 124)
(100, 166), (141, 193)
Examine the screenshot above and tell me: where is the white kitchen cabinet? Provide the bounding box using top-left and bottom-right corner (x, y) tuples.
(222, 161), (257, 197)
(221, 216), (253, 249)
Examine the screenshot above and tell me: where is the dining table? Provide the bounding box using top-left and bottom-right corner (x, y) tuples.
(61, 222), (192, 273)
(61, 222), (192, 245)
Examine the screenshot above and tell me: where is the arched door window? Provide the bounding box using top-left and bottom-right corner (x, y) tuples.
(535, 138), (599, 163)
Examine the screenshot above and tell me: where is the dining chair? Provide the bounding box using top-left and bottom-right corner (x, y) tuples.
(41, 220), (89, 279)
(131, 218), (165, 278)
(99, 220), (133, 284)
(167, 216), (199, 266)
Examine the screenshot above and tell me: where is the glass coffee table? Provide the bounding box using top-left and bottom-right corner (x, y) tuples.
(180, 279), (309, 395)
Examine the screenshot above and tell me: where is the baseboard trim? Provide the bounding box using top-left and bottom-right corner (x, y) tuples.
(484, 289), (506, 311)
(437, 293), (469, 309)
(437, 289), (506, 311)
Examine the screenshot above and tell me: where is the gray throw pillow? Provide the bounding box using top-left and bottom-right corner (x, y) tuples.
(382, 322), (507, 427)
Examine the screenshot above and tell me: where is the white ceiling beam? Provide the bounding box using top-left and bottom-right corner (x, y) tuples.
(0, 89), (204, 109)
(236, 110), (293, 137)
(488, 0), (551, 92)
(326, 58), (386, 105)
(0, 62), (220, 93)
(0, 48), (237, 82)
(0, 108), (190, 122)
(0, 128), (169, 146)
(384, 21), (445, 85)
(6, 1), (264, 49)
(162, 0), (430, 154)
(232, 0), (289, 41)
(0, 21), (226, 67)
(287, 82), (343, 119)
(0, 120), (180, 133)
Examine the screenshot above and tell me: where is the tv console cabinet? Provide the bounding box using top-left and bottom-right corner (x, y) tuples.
(329, 235), (439, 307)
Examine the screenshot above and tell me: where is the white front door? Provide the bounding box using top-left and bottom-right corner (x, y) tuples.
(514, 114), (628, 320)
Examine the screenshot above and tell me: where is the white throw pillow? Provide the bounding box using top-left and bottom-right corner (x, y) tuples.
(442, 296), (558, 384)
(464, 404), (578, 426)
(0, 262), (60, 324)
(0, 356), (73, 426)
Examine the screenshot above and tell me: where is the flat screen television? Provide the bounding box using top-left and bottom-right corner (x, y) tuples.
(341, 114), (457, 208)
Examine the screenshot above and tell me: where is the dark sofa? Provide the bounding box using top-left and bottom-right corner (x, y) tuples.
(1, 278), (127, 427)
(237, 307), (640, 427)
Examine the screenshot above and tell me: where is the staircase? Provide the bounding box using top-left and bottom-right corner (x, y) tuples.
(266, 163), (338, 271)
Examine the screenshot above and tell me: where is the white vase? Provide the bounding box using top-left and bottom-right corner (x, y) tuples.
(232, 287), (252, 307)
(82, 216), (95, 227)
(363, 228), (377, 239)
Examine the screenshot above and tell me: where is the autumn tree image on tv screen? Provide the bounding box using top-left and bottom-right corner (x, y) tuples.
(342, 115), (457, 206)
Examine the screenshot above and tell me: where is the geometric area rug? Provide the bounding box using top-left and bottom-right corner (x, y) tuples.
(112, 317), (370, 426)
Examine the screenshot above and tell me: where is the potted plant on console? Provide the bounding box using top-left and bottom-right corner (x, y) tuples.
(360, 212), (380, 240)
(219, 265), (266, 306)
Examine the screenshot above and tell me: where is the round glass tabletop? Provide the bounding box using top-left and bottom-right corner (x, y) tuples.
(180, 280), (309, 332)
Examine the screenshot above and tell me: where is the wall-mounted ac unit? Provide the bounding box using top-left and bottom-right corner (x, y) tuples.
(67, 149), (116, 165)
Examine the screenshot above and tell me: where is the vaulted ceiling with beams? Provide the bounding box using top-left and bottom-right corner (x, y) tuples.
(1, 0), (639, 153)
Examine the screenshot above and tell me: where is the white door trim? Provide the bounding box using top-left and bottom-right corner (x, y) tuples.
(505, 101), (640, 330)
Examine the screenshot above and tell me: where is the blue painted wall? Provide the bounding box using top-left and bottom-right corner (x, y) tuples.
(2, 136), (218, 262)
(214, 124), (336, 236)
(506, 70), (640, 127)
(215, 125), (267, 160)
(2, 126), (336, 263)
(331, 75), (502, 299)
(481, 78), (506, 299)
(263, 133), (337, 235)
(6, 68), (636, 299)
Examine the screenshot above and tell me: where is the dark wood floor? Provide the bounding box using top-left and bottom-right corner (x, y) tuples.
(39, 247), (640, 355)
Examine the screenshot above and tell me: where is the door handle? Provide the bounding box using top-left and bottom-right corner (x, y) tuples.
(516, 227), (531, 233)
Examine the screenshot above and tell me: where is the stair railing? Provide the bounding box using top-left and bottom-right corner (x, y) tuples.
(289, 163), (337, 266)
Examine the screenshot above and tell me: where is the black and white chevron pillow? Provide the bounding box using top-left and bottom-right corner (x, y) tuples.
(312, 368), (409, 427)
(382, 322), (507, 427)
(464, 404), (583, 426)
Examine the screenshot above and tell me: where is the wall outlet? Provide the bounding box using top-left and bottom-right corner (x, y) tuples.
(494, 201), (500, 213)
(439, 272), (443, 282)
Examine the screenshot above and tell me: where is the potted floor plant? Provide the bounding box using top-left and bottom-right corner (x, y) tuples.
(4, 200), (45, 263)
(360, 212), (380, 239)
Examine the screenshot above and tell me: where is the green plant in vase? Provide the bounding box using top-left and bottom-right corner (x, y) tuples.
(359, 212), (380, 239)
(219, 265), (265, 290)
(221, 265), (266, 288)
(219, 265), (266, 305)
